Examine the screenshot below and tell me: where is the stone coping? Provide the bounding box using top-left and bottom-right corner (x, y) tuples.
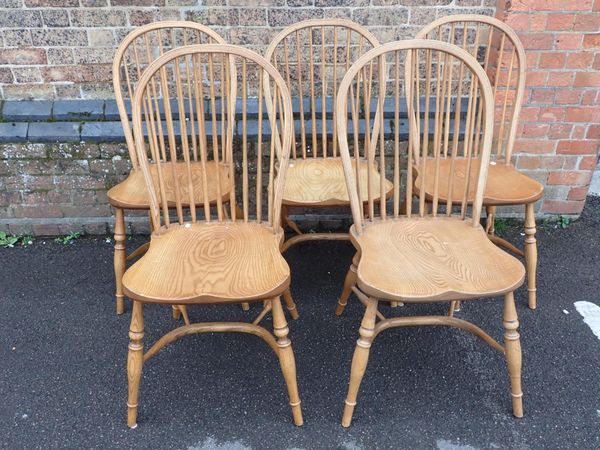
(0, 98), (469, 144)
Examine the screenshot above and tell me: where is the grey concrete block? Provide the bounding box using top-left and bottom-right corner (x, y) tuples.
(0, 122), (28, 143)
(104, 99), (130, 121)
(81, 121), (126, 142)
(28, 122), (80, 142)
(2, 101), (53, 122)
(53, 100), (105, 121)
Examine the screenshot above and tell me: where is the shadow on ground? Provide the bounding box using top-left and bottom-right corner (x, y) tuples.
(1, 197), (599, 449)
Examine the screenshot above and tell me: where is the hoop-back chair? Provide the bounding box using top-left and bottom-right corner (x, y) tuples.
(264, 19), (393, 253)
(110, 22), (241, 320)
(121, 44), (302, 428)
(336, 40), (525, 427)
(415, 15), (542, 309)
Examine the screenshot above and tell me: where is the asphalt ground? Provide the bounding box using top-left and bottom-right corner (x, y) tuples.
(1, 197), (599, 450)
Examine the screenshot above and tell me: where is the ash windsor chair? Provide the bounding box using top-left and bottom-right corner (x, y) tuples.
(110, 22), (249, 321)
(415, 15), (542, 310)
(121, 44), (302, 428)
(335, 40), (526, 427)
(264, 19), (393, 251)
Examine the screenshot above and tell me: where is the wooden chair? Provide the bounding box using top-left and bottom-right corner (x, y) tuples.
(335, 40), (525, 427)
(122, 44), (302, 428)
(111, 21), (243, 320)
(415, 15), (542, 309)
(264, 19), (393, 253)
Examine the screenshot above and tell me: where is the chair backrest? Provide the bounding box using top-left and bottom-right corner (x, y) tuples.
(131, 44), (293, 234)
(416, 15), (526, 163)
(264, 19), (381, 160)
(112, 21), (226, 169)
(337, 40), (494, 232)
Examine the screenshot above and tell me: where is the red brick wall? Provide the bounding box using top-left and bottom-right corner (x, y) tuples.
(497, 0), (600, 215)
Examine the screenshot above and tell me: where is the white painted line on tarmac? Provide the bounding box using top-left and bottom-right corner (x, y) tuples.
(574, 301), (600, 340)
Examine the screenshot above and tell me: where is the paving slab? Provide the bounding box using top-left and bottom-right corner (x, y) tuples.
(81, 121), (126, 142)
(0, 197), (599, 449)
(53, 100), (105, 121)
(27, 122), (80, 142)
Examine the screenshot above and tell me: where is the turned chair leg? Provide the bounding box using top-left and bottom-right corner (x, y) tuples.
(114, 207), (127, 315)
(282, 288), (299, 320)
(342, 297), (378, 427)
(503, 291), (523, 418)
(127, 301), (144, 428)
(272, 296), (303, 426)
(336, 253), (359, 316)
(486, 205), (496, 235)
(524, 203), (538, 309)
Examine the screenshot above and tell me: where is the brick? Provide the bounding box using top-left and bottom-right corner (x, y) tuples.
(87, 29), (115, 47)
(353, 7), (409, 26)
(47, 48), (74, 66)
(0, 10), (43, 27)
(2, 100), (53, 121)
(2, 85), (54, 101)
(28, 122), (81, 143)
(513, 139), (556, 154)
(567, 186), (590, 201)
(542, 200), (584, 214)
(520, 33), (554, 50)
(581, 90), (598, 105)
(547, 72), (574, 87)
(111, 0), (165, 4)
(521, 123), (549, 138)
(0, 48), (47, 65)
(539, 107), (566, 122)
(53, 100), (105, 120)
(127, 10), (158, 26)
(554, 89), (582, 105)
(518, 155), (564, 170)
(0, 68), (13, 83)
(529, 88), (555, 104)
(505, 13), (530, 31)
(267, 8), (322, 27)
(31, 29), (88, 47)
(73, 48), (113, 65)
(545, 14), (575, 31)
(572, 125), (586, 139)
(565, 52), (594, 69)
(529, 14), (547, 32)
(557, 140), (600, 155)
(548, 123), (573, 139)
(525, 71), (547, 86)
(24, 0), (78, 5)
(188, 8), (240, 26)
(70, 10), (127, 27)
(238, 8), (267, 26)
(510, 0), (593, 11)
(555, 33), (583, 50)
(547, 171), (593, 185)
(573, 14), (600, 31)
(579, 155), (599, 170)
(574, 72), (600, 87)
(0, 123), (28, 143)
(538, 52), (565, 68)
(2, 29), (33, 47)
(11, 67), (43, 84)
(41, 65), (111, 83)
(583, 33), (600, 48)
(565, 107), (600, 122)
(586, 125), (600, 139)
(42, 9), (70, 27)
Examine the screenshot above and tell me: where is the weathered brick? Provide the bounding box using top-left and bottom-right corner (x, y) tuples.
(87, 29), (115, 47)
(353, 7), (408, 27)
(0, 68), (13, 84)
(2, 30), (33, 47)
(24, 0), (78, 6)
(547, 170), (593, 185)
(42, 9), (70, 27)
(542, 200), (584, 214)
(2, 84), (54, 100)
(583, 33), (600, 48)
(557, 140), (600, 155)
(11, 67), (43, 84)
(0, 10), (43, 28)
(545, 13), (575, 31)
(565, 52), (594, 69)
(0, 48), (47, 65)
(555, 33), (583, 50)
(41, 65), (111, 83)
(70, 10), (127, 27)
(31, 29), (88, 47)
(267, 8), (322, 27)
(47, 48), (74, 65)
(579, 155), (599, 170)
(112, 0), (165, 5)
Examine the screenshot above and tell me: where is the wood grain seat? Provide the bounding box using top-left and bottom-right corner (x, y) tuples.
(108, 161), (230, 209)
(414, 159), (544, 206)
(123, 222), (290, 304)
(353, 217), (525, 303)
(283, 157), (393, 206)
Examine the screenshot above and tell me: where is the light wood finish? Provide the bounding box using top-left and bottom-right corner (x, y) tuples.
(336, 40), (525, 426)
(351, 217), (525, 303)
(503, 291), (524, 417)
(110, 22), (228, 315)
(265, 19), (391, 254)
(415, 15), (542, 309)
(122, 44), (302, 427)
(283, 158), (393, 206)
(524, 202), (537, 309)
